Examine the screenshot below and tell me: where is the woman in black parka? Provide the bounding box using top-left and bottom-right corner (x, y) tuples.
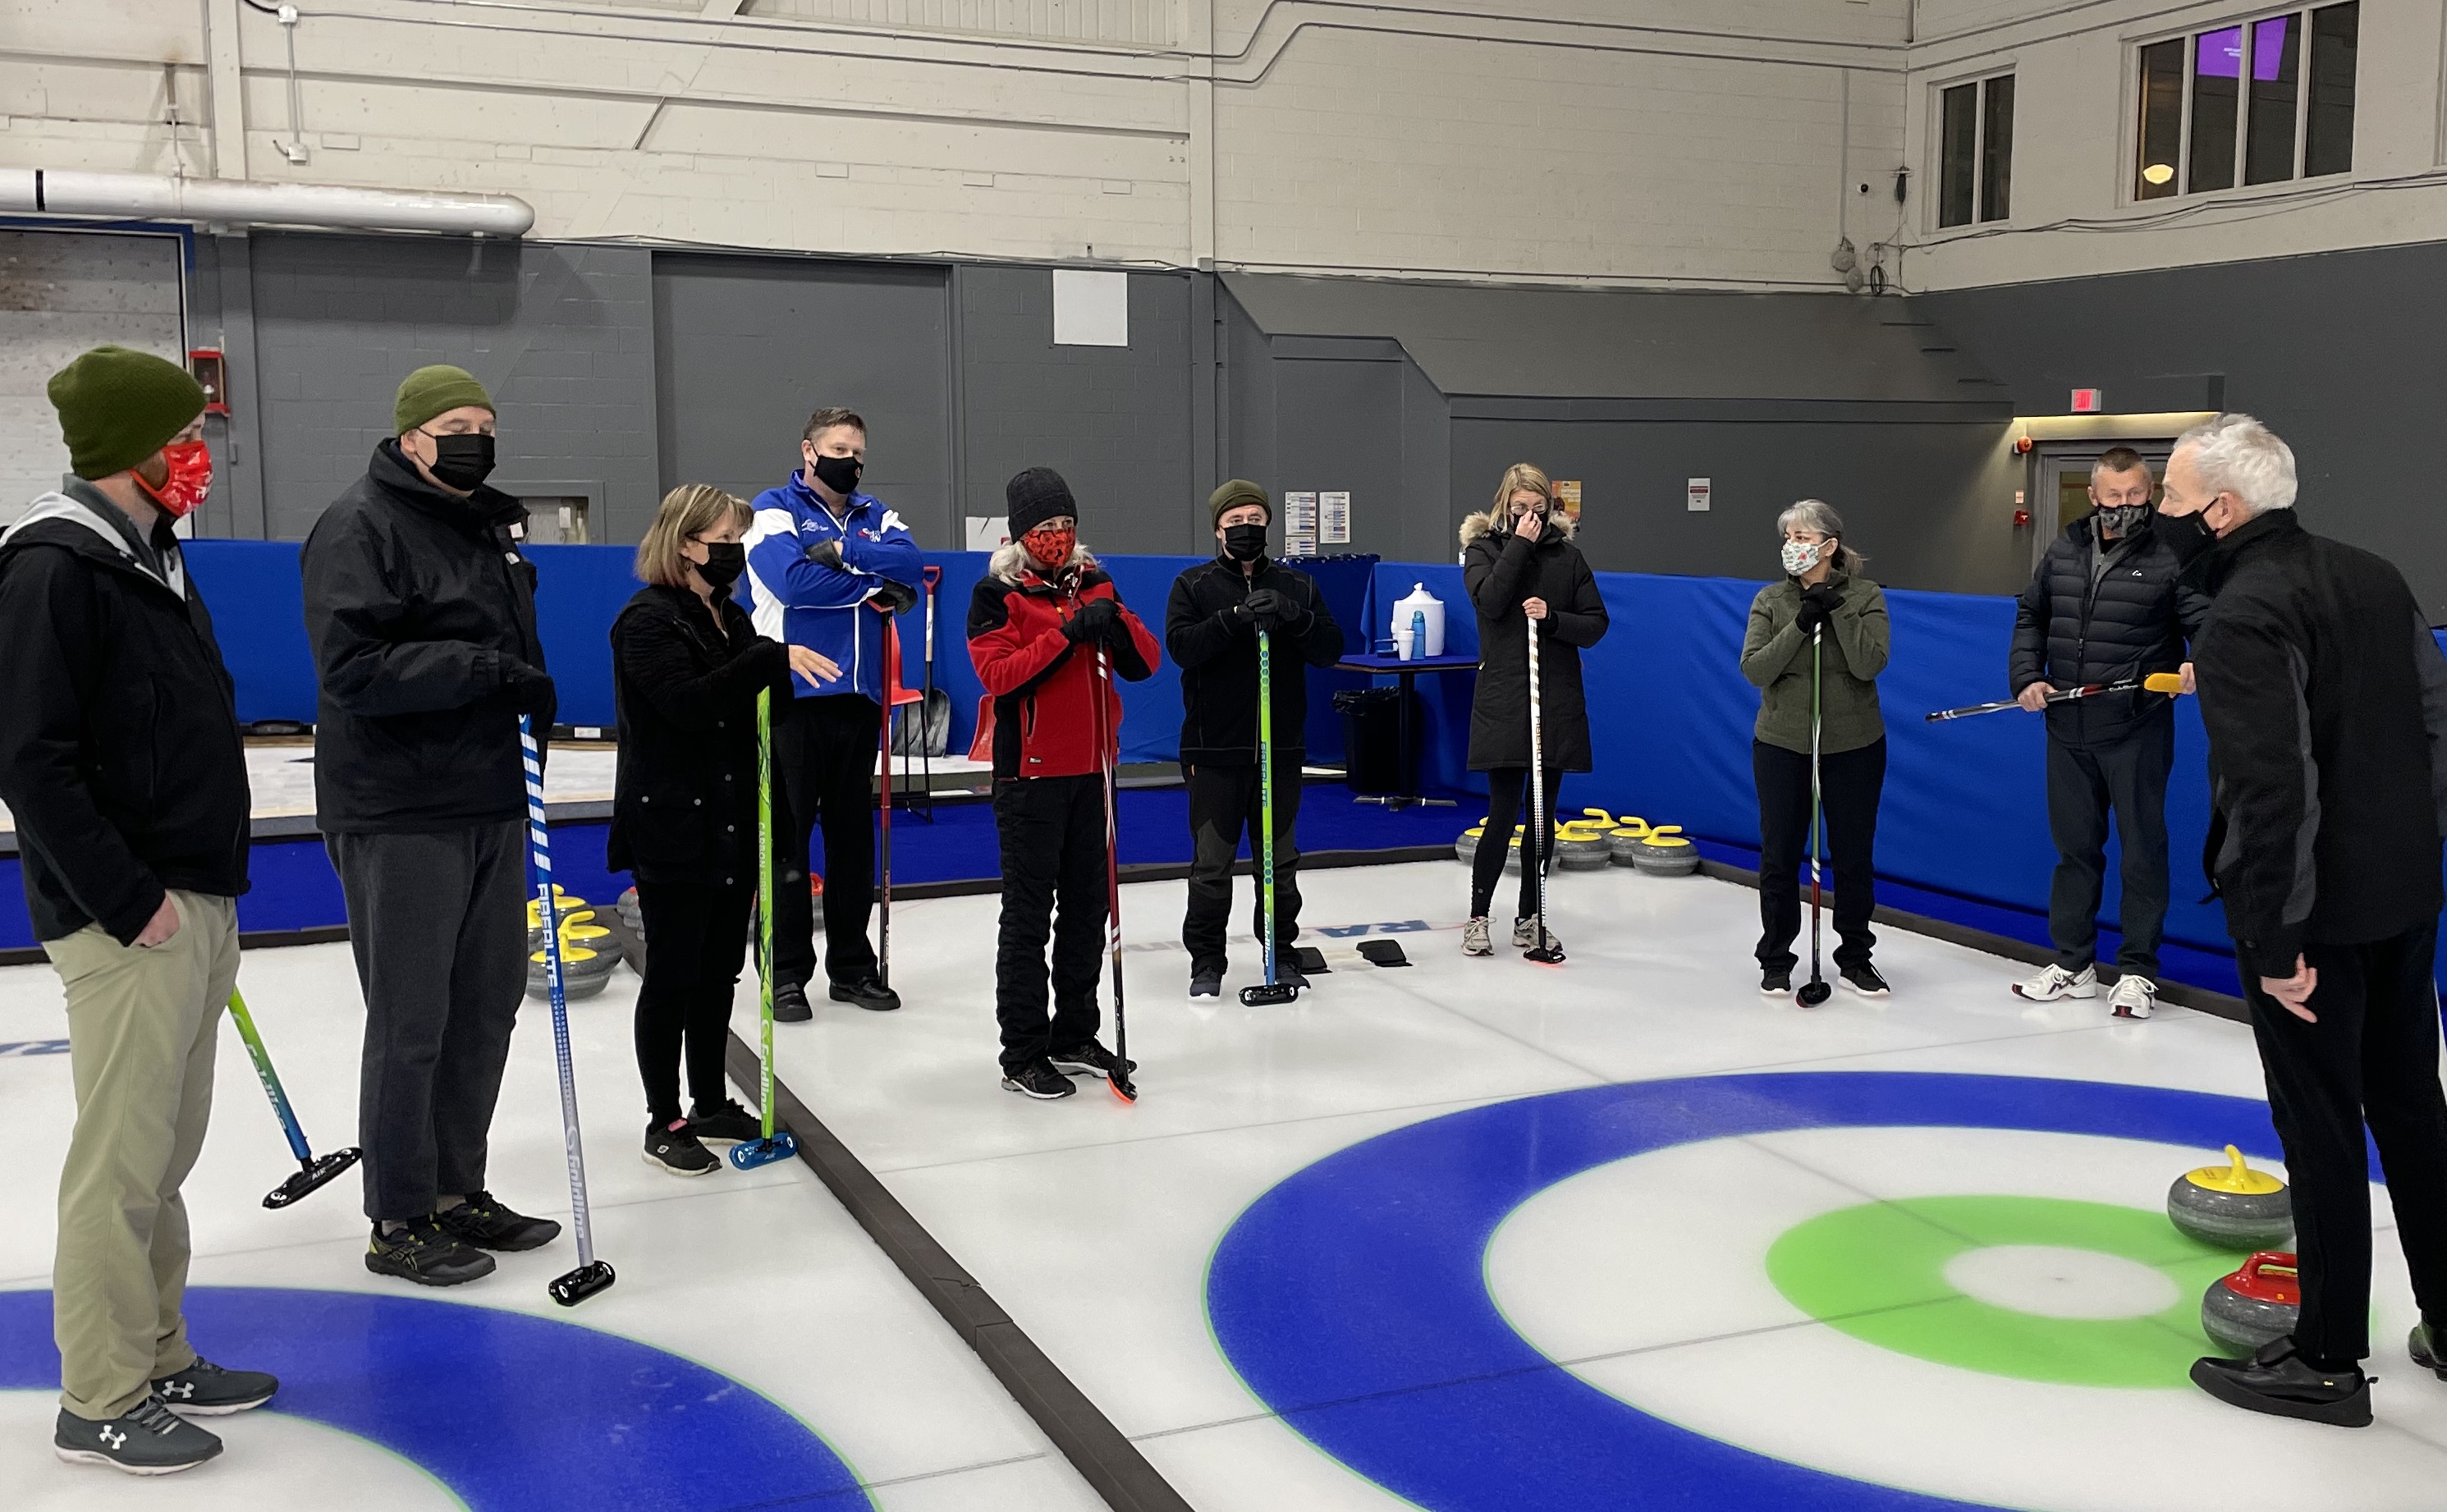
(609, 484), (837, 1176)
(1460, 463), (1609, 957)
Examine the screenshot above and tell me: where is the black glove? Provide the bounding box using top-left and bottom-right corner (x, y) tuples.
(870, 578), (918, 615)
(1792, 598), (1828, 635)
(1245, 587), (1304, 634)
(1803, 583), (1844, 616)
(803, 538), (843, 570)
(499, 656), (557, 715)
(1065, 597), (1120, 644)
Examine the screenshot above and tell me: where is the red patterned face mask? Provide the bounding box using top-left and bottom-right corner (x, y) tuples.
(1022, 525), (1075, 571)
(135, 438), (213, 517)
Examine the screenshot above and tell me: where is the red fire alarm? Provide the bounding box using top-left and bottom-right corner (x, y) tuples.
(189, 349), (229, 415)
(2069, 387), (2103, 414)
(2014, 436), (2033, 455)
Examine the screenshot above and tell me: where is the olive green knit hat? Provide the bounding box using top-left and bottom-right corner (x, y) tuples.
(1209, 478), (1270, 529)
(46, 346), (208, 481)
(393, 364), (495, 436)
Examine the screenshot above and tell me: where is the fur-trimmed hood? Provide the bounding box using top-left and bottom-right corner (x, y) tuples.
(1459, 507), (1578, 549)
(989, 538), (1101, 585)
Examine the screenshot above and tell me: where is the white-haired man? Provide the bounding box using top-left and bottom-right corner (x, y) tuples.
(2161, 413), (2447, 1427)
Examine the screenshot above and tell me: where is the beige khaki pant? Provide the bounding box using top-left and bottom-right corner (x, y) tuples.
(47, 890), (240, 1420)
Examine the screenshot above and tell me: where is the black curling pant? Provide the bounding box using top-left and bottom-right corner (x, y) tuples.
(2045, 714), (2174, 979)
(1183, 761), (1304, 977)
(992, 774), (1107, 1073)
(1753, 737), (1885, 974)
(1470, 765), (1564, 921)
(771, 692), (882, 991)
(634, 880), (753, 1124)
(2243, 922), (2447, 1365)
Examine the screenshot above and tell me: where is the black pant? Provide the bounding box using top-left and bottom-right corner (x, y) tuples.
(2046, 717), (2173, 978)
(327, 821), (528, 1222)
(2243, 922), (2447, 1363)
(1469, 766), (1564, 921)
(1754, 737), (1885, 974)
(992, 774), (1107, 1072)
(1183, 762), (1304, 976)
(634, 880), (752, 1124)
(771, 692), (882, 991)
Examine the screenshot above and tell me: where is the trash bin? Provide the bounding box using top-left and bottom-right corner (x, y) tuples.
(1334, 687), (1405, 795)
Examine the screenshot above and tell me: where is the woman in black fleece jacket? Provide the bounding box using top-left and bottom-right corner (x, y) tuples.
(610, 485), (836, 1176)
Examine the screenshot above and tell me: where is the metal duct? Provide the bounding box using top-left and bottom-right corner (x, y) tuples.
(0, 169), (534, 237)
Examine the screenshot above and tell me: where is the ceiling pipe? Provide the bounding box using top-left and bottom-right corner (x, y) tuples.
(0, 168), (534, 237)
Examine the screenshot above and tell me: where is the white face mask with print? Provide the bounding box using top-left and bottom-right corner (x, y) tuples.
(1780, 538), (1825, 577)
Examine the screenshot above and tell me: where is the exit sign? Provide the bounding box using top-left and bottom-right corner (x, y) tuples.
(2069, 387), (2103, 413)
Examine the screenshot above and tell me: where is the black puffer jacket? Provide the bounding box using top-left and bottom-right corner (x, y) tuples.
(2192, 509), (2447, 978)
(0, 483), (250, 943)
(301, 442), (553, 833)
(607, 584), (795, 887)
(2009, 515), (2208, 747)
(1461, 511), (1608, 772)
(1165, 555), (1343, 766)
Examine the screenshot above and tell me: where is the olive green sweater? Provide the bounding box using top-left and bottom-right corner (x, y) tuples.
(1740, 571), (1890, 754)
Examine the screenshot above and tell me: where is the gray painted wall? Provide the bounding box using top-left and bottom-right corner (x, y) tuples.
(654, 255), (954, 541)
(1918, 241), (2447, 614)
(249, 234), (659, 543)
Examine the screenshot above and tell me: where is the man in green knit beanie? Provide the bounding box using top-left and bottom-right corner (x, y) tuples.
(0, 346), (277, 1473)
(301, 362), (566, 1288)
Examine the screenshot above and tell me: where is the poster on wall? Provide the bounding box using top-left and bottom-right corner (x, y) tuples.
(1552, 480), (1583, 527)
(1283, 490), (1318, 556)
(1319, 491), (1350, 545)
(1685, 478), (1711, 512)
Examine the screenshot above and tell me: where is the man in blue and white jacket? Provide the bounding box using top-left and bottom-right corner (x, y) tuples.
(743, 405), (923, 1016)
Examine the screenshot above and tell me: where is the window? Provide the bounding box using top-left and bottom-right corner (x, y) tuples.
(1939, 73), (2015, 227)
(2134, 3), (2357, 200)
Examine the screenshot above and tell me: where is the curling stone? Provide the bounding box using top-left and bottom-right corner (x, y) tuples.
(526, 945), (614, 1001)
(2168, 1145), (2293, 1250)
(616, 886), (643, 932)
(1607, 818), (1652, 865)
(2201, 1251), (2300, 1357)
(1556, 821), (1613, 870)
(1629, 824), (1702, 877)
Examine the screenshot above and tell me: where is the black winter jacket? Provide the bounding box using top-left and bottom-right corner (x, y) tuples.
(2192, 509), (2447, 978)
(1165, 555), (1343, 766)
(2009, 515), (2208, 747)
(301, 442), (553, 833)
(1461, 512), (1608, 772)
(607, 584), (795, 887)
(0, 483), (250, 944)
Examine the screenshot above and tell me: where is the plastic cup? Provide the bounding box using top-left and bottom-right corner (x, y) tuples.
(1393, 627), (1415, 661)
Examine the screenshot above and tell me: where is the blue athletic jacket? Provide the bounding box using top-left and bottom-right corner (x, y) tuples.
(740, 472), (923, 703)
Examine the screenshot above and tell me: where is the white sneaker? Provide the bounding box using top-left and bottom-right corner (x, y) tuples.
(2013, 962), (2096, 1001)
(1463, 918), (1492, 957)
(2107, 974), (2157, 1019)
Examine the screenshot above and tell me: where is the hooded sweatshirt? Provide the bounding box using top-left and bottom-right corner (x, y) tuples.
(0, 480), (250, 943)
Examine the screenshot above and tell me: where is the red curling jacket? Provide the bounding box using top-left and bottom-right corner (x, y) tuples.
(965, 543), (1160, 781)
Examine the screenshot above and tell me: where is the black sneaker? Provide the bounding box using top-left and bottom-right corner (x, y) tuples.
(685, 1099), (765, 1146)
(2190, 1336), (2371, 1427)
(1272, 963), (1309, 991)
(1840, 963), (1891, 998)
(772, 983), (813, 1023)
(365, 1217), (496, 1287)
(436, 1190), (561, 1252)
(55, 1396), (221, 1475)
(2410, 1322), (2447, 1380)
(644, 1118), (719, 1176)
(151, 1358), (277, 1415)
(1761, 967), (1791, 996)
(1189, 969), (1222, 999)
(1050, 1040), (1137, 1080)
(832, 977), (902, 1012)
(1001, 1059), (1077, 1100)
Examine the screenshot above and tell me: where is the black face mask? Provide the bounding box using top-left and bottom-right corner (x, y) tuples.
(422, 431), (496, 492)
(2157, 508), (2217, 567)
(2096, 505), (2151, 539)
(810, 452), (863, 497)
(694, 541), (746, 591)
(1222, 523), (1267, 561)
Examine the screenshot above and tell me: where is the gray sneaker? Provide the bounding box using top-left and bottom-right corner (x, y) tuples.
(151, 1358), (277, 1415)
(56, 1395), (222, 1475)
(1463, 918), (1492, 956)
